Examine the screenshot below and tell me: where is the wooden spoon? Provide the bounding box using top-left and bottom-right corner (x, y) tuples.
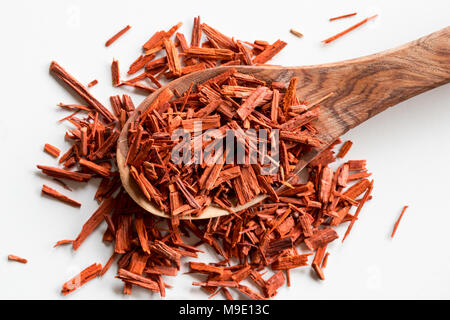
(117, 26), (450, 220)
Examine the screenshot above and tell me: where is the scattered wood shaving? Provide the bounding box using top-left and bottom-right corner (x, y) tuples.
(8, 255), (28, 264)
(290, 29), (304, 38)
(323, 15), (378, 44)
(105, 25), (131, 47)
(391, 205), (408, 238)
(329, 13), (357, 21)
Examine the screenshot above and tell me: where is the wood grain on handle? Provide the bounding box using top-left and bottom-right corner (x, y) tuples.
(291, 26), (450, 142)
(278, 26), (450, 194)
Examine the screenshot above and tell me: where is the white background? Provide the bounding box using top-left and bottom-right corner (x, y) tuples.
(0, 0), (449, 300)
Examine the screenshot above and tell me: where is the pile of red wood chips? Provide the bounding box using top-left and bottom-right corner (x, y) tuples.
(38, 17), (374, 299)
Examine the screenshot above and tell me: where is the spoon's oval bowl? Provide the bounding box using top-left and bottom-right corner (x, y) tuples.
(117, 66), (291, 220)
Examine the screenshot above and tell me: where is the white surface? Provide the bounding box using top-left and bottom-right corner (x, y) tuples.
(0, 0), (449, 300)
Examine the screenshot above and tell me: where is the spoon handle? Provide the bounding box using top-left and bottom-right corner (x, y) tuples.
(289, 26), (450, 140)
(277, 26), (450, 199)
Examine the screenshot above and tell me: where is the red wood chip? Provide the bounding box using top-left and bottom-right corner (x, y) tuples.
(8, 254), (28, 264)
